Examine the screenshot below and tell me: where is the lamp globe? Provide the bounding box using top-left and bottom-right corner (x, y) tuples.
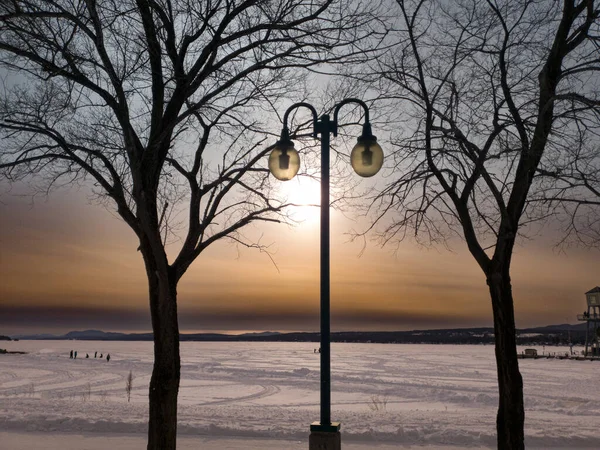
(269, 141), (300, 181)
(350, 136), (383, 177)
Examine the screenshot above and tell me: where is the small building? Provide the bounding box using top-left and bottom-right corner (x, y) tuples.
(577, 286), (600, 357)
(586, 286), (600, 307)
(524, 348), (538, 357)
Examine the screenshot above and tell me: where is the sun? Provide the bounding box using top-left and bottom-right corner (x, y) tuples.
(278, 177), (321, 225)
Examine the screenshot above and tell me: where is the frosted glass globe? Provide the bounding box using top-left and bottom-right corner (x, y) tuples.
(269, 143), (300, 181)
(350, 139), (383, 177)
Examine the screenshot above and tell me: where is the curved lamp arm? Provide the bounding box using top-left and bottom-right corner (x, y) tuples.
(281, 102), (319, 140)
(332, 98), (371, 137)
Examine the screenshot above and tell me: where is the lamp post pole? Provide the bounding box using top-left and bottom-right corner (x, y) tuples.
(268, 100), (383, 449)
(317, 114), (333, 429)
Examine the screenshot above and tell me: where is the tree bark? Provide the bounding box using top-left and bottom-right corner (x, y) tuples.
(487, 270), (525, 450)
(142, 244), (181, 450)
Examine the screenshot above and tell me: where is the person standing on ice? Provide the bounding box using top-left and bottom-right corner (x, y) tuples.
(74, 351), (77, 359)
(69, 350), (73, 359)
(94, 351), (97, 358)
(106, 353), (110, 362)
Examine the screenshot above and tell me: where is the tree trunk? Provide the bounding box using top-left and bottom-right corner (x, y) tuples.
(487, 271), (525, 450)
(143, 248), (181, 450)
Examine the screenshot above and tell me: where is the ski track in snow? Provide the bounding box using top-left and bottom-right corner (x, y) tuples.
(0, 341), (598, 448)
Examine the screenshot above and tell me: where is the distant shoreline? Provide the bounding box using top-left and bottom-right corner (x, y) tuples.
(9, 323), (588, 346)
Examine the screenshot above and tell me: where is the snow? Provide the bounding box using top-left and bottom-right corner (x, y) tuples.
(0, 432), (499, 450)
(0, 341), (598, 449)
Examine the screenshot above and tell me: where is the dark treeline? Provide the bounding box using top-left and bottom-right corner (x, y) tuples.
(16, 325), (587, 346)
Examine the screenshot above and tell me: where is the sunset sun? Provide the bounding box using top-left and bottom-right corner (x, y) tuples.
(278, 177), (321, 225)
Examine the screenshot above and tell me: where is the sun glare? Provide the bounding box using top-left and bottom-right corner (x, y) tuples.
(278, 177), (321, 225)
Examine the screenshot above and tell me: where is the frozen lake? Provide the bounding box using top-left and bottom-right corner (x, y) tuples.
(0, 341), (598, 449)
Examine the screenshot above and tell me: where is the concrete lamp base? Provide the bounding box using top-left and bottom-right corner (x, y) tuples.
(309, 422), (341, 450)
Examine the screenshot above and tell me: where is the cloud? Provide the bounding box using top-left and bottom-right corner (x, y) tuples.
(0, 305), (151, 333)
(0, 303), (487, 334)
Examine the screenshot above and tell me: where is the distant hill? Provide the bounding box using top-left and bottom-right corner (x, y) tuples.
(64, 330), (125, 340)
(0, 335), (11, 341)
(11, 323), (589, 345)
(239, 331), (280, 337)
(522, 323), (587, 332)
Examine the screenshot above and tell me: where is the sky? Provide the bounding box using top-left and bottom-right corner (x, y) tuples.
(0, 2), (598, 339)
(0, 175), (598, 336)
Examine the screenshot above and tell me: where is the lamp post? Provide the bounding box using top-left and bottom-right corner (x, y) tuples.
(268, 99), (383, 448)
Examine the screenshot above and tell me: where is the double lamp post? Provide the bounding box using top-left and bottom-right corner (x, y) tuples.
(267, 99), (383, 447)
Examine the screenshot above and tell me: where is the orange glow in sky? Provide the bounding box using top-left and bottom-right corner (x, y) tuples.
(0, 181), (598, 335)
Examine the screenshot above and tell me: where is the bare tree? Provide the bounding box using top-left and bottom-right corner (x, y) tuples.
(353, 1), (599, 449)
(0, 1), (383, 448)
(535, 127), (600, 247)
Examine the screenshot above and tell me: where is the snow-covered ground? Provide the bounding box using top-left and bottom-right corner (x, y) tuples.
(0, 341), (598, 449)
